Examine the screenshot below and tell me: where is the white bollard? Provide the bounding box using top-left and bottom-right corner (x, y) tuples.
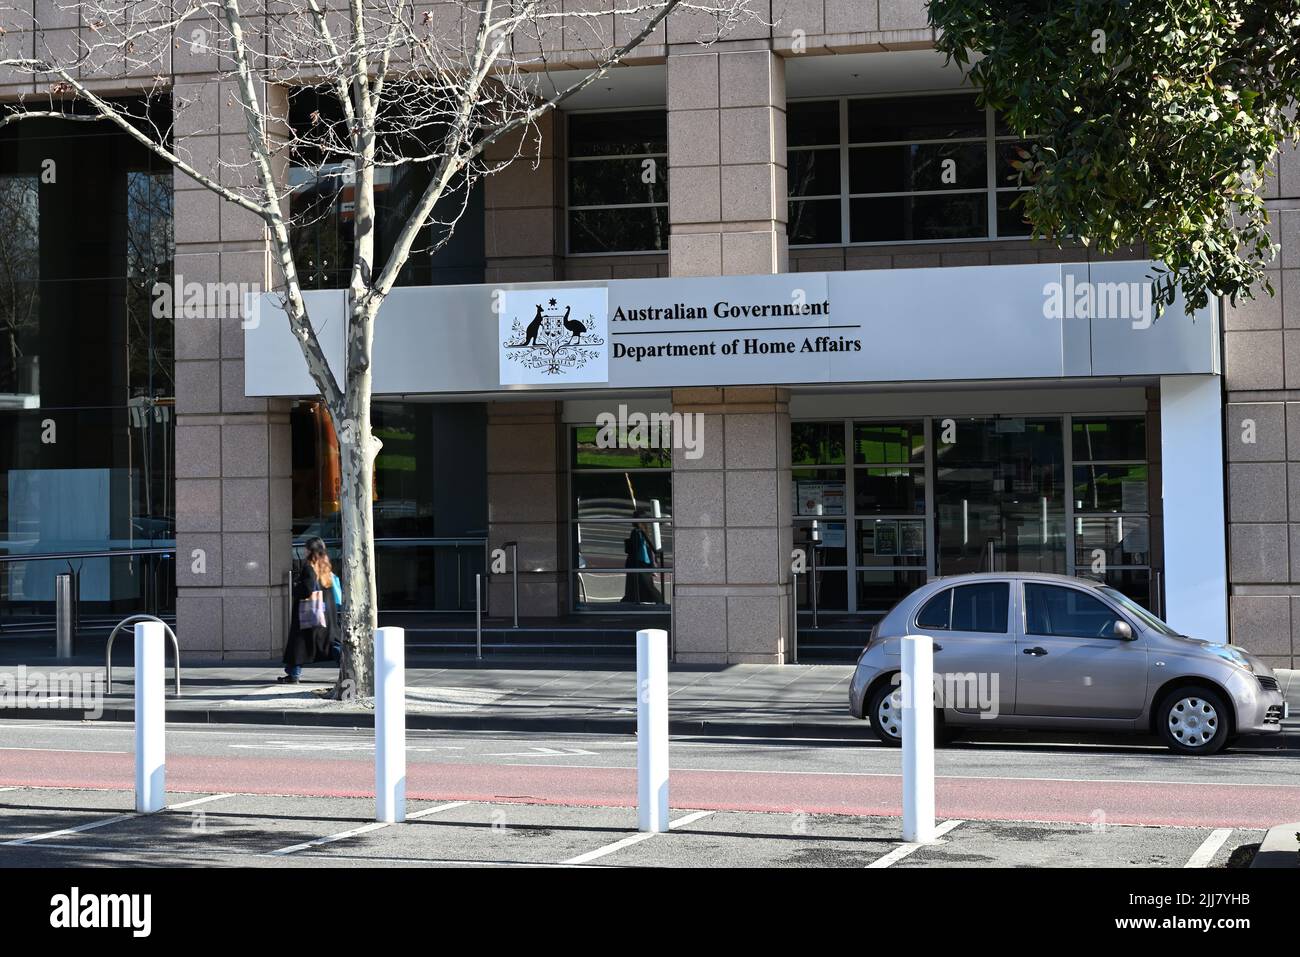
(134, 621), (166, 813)
(636, 628), (669, 833)
(901, 634), (935, 843)
(375, 626), (406, 823)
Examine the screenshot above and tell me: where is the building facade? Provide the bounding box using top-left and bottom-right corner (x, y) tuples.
(1, 1), (1296, 670)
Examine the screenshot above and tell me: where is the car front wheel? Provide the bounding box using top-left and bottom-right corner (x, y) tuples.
(1157, 686), (1231, 755)
(867, 680), (949, 747)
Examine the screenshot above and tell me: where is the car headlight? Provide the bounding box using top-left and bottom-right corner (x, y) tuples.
(1212, 646), (1255, 673)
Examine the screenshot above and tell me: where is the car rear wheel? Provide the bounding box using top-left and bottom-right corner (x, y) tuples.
(1158, 686), (1230, 755)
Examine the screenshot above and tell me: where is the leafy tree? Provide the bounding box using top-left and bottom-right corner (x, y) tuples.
(929, 0), (1300, 310)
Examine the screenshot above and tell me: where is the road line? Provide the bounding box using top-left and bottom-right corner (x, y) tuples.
(408, 800), (470, 820)
(169, 793), (234, 810)
(562, 809), (715, 865)
(0, 787), (18, 792)
(3, 813), (136, 846)
(267, 801), (467, 855)
(0, 747), (128, 754)
(1184, 828), (1233, 868)
(866, 819), (964, 869)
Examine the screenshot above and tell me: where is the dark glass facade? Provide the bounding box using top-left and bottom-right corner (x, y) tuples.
(0, 103), (175, 630)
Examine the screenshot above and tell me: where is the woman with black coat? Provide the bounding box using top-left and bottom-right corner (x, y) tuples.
(279, 537), (337, 684)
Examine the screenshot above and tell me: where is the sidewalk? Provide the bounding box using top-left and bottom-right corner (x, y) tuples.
(4, 660), (1298, 742)
(0, 660), (866, 739)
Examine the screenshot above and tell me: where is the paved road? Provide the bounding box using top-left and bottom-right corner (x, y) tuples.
(1, 719), (1297, 832)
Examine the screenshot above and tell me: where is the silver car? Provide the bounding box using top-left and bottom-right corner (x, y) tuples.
(848, 572), (1287, 754)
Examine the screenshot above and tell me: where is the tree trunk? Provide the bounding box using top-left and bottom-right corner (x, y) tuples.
(334, 375), (380, 699)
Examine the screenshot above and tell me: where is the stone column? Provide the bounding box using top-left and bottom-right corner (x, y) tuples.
(173, 76), (293, 659)
(667, 48), (788, 276)
(485, 401), (567, 619)
(671, 387), (793, 663)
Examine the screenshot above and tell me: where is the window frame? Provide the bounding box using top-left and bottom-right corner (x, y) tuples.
(786, 89), (1034, 248)
(564, 107), (670, 258)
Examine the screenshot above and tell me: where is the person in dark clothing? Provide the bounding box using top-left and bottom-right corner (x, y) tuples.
(279, 537), (337, 683)
(621, 509), (663, 605)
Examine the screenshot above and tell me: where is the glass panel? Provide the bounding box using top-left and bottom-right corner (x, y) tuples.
(848, 95), (984, 144)
(1075, 516), (1150, 568)
(568, 110), (667, 157)
(849, 142), (987, 194)
(1073, 464), (1149, 512)
(916, 589), (951, 630)
(1100, 570), (1154, 611)
(951, 582), (1010, 633)
(854, 468), (925, 515)
(576, 521), (672, 570)
(787, 100), (840, 147)
(376, 541), (486, 611)
(569, 206), (668, 254)
(933, 417), (1066, 575)
(792, 468), (847, 516)
(798, 568), (848, 611)
(858, 518), (926, 563)
(126, 171), (175, 399)
(792, 422), (846, 465)
(850, 194), (987, 243)
(1024, 583), (1124, 639)
(854, 421), (925, 464)
(1073, 417), (1147, 461)
(788, 148), (841, 197)
(787, 199), (841, 245)
(794, 519), (847, 567)
(995, 191), (1032, 239)
(573, 424), (672, 470)
(576, 570), (672, 607)
(857, 569), (927, 612)
(568, 157), (668, 207)
(573, 471), (673, 522)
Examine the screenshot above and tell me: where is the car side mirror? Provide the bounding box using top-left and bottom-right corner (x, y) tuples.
(1113, 620), (1134, 641)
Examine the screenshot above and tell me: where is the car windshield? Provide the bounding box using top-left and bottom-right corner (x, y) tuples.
(1100, 586), (1181, 637)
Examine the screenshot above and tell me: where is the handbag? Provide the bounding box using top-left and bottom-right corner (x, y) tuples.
(297, 591), (327, 630)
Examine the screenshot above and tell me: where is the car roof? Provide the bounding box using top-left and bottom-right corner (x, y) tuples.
(926, 571), (1107, 589)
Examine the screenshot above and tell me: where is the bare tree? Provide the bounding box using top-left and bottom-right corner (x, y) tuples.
(0, 0), (751, 695)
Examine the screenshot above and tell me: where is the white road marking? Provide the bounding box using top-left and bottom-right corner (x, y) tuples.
(487, 747), (596, 757)
(1184, 828), (1233, 868)
(266, 801), (468, 856)
(3, 813), (137, 846)
(0, 787), (18, 792)
(169, 793), (234, 810)
(0, 747), (128, 754)
(866, 819), (965, 869)
(561, 810), (715, 866)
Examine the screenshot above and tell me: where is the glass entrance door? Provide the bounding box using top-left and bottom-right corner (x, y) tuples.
(933, 416), (1066, 575)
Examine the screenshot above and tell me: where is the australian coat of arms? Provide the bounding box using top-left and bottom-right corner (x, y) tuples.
(503, 295), (607, 377)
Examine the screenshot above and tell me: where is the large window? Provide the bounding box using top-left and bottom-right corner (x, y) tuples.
(1072, 416), (1151, 604)
(287, 87), (486, 290)
(787, 94), (1033, 246)
(570, 425), (672, 609)
(566, 110), (668, 255)
(792, 413), (1158, 621)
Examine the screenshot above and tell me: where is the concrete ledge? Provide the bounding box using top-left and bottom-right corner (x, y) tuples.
(1251, 822), (1300, 867)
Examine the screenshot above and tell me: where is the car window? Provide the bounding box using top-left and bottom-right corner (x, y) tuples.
(951, 582), (1009, 633)
(1024, 583), (1121, 639)
(916, 589), (952, 630)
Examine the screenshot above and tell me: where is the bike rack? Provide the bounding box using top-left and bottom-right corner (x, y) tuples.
(106, 614), (182, 697)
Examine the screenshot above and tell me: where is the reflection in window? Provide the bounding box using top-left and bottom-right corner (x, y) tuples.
(0, 176), (39, 402)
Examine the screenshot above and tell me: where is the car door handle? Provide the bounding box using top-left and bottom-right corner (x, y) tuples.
(1022, 646), (1048, 656)
(933, 643), (943, 653)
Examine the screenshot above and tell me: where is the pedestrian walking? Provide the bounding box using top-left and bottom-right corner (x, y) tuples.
(279, 537), (337, 684)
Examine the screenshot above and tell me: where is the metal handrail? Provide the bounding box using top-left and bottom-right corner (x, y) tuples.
(0, 546), (174, 564)
(106, 614), (181, 697)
